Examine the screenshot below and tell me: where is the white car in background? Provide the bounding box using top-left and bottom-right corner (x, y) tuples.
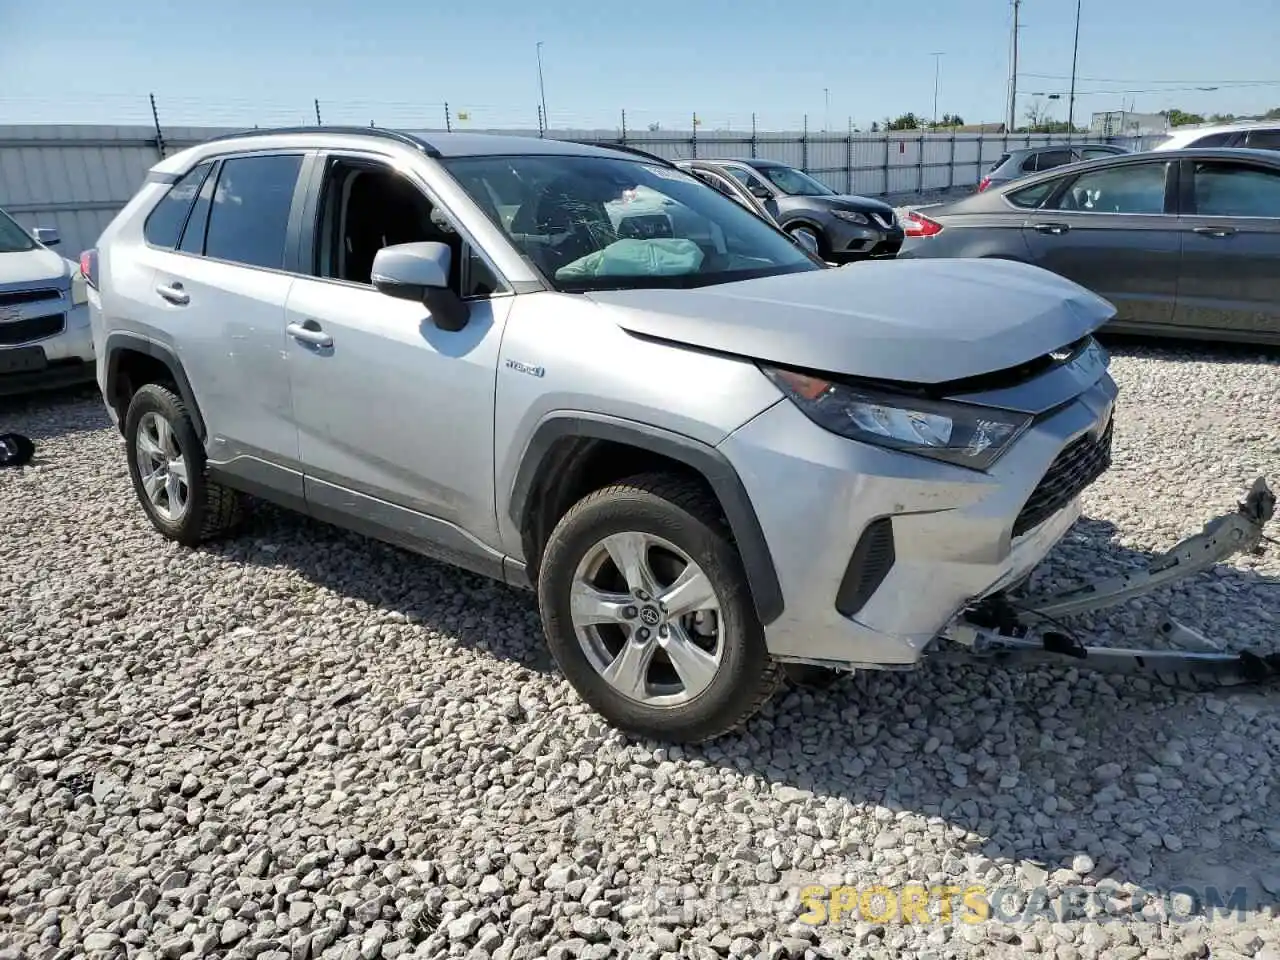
(1150, 119), (1280, 151)
(0, 206), (95, 397)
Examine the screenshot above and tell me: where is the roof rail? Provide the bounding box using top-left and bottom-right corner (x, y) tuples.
(558, 139), (676, 167)
(198, 125), (441, 157)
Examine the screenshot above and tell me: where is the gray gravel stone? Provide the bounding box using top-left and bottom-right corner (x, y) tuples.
(1, 354), (1278, 958)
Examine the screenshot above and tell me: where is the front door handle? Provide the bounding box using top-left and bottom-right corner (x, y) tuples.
(1193, 225), (1235, 238)
(287, 320), (333, 349)
(155, 282), (189, 305)
(1032, 222), (1071, 235)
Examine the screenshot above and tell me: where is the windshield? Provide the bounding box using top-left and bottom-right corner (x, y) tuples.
(756, 164), (836, 197)
(442, 154), (819, 292)
(0, 208), (37, 254)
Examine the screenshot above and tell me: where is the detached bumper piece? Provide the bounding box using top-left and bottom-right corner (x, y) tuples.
(938, 477), (1279, 689)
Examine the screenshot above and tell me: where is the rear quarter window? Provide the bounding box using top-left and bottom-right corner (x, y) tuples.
(1006, 179), (1058, 208)
(143, 162), (214, 249)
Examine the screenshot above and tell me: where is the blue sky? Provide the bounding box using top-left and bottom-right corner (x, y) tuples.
(2, 0), (1278, 131)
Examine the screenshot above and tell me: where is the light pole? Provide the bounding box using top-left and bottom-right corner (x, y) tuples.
(824, 87), (829, 132)
(931, 52), (944, 127)
(1067, 0), (1082, 141)
(536, 42), (549, 132)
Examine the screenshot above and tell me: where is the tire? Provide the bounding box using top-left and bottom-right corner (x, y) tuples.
(537, 472), (782, 743)
(786, 223), (828, 260)
(123, 383), (244, 546)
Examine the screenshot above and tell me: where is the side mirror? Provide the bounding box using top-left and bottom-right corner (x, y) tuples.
(371, 241), (469, 332)
(32, 226), (60, 247)
(748, 183), (772, 200)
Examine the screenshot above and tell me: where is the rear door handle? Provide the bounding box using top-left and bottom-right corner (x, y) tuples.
(1032, 222), (1071, 235)
(287, 320), (333, 349)
(155, 282), (189, 305)
(1193, 225), (1235, 238)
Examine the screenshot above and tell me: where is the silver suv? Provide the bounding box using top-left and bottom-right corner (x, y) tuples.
(86, 127), (1119, 743)
(1, 207), (95, 396)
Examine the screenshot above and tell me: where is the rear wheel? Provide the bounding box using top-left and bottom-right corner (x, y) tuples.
(537, 473), (782, 742)
(123, 383), (244, 546)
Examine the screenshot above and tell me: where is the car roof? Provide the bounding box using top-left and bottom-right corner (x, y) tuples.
(151, 126), (666, 175)
(1003, 142), (1121, 157)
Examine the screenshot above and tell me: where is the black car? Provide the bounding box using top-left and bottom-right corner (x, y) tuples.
(897, 147), (1280, 345)
(678, 158), (903, 262)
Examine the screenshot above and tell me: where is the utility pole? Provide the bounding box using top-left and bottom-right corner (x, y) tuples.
(536, 42), (549, 133)
(931, 53), (944, 128)
(1008, 0), (1022, 131)
(1067, 0), (1082, 142)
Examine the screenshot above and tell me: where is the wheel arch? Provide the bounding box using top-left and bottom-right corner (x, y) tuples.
(508, 415), (785, 626)
(104, 332), (206, 441)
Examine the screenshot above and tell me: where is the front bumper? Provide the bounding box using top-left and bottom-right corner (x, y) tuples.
(828, 220), (905, 258)
(718, 371), (1118, 668)
(0, 303), (96, 397)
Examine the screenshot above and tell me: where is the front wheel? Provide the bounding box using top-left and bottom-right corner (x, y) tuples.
(786, 224), (826, 259)
(537, 473), (781, 743)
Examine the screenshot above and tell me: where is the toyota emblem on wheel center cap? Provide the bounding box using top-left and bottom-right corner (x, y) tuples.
(639, 606), (661, 626)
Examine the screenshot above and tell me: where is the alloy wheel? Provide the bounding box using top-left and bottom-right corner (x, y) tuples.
(570, 531), (724, 706)
(135, 411), (190, 523)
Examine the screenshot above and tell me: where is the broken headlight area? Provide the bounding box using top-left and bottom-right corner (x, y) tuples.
(761, 365), (1032, 470)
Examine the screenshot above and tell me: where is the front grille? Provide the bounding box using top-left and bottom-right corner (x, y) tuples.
(0, 313), (65, 345)
(0, 288), (61, 308)
(1013, 418), (1114, 537)
(835, 517), (896, 617)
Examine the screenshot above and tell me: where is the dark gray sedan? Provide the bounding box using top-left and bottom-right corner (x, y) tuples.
(899, 148), (1280, 345)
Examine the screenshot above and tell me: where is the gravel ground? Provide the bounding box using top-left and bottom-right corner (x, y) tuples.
(2, 341), (1279, 960)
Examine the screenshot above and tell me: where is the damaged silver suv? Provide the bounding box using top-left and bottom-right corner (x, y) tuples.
(86, 128), (1121, 742)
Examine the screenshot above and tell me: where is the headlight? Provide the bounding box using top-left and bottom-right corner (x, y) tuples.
(762, 366), (1032, 470)
(831, 210), (870, 225)
(70, 270), (88, 306)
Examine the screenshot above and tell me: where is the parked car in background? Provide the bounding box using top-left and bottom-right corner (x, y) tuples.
(898, 147), (1280, 345)
(1151, 119), (1280, 152)
(979, 143), (1130, 193)
(684, 157), (903, 262)
(0, 206), (94, 397)
(86, 126), (1119, 743)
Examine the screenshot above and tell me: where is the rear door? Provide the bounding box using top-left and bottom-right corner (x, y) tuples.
(1173, 156), (1280, 340)
(147, 151), (311, 482)
(1019, 158), (1180, 325)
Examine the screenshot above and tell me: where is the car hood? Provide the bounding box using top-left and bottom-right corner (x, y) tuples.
(0, 246), (70, 286)
(807, 194), (897, 217)
(587, 258), (1115, 384)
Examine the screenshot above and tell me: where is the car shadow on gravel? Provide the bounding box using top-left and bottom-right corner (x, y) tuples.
(199, 499), (560, 675)
(693, 511), (1280, 910)
(0, 385), (109, 443)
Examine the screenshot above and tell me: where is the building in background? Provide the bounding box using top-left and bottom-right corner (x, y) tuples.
(1090, 111), (1169, 137)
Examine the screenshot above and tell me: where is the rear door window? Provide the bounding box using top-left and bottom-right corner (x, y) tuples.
(1029, 149), (1075, 173)
(1243, 128), (1280, 150)
(203, 154), (304, 270)
(1187, 131), (1236, 148)
(989, 153), (1011, 173)
(1049, 162), (1170, 214)
(144, 161), (214, 250)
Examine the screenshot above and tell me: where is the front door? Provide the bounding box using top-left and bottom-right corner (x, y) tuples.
(1020, 159), (1180, 326)
(284, 152), (513, 566)
(1174, 156), (1280, 340)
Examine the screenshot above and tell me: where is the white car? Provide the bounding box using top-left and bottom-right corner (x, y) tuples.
(0, 207), (94, 397)
(1150, 119), (1280, 152)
